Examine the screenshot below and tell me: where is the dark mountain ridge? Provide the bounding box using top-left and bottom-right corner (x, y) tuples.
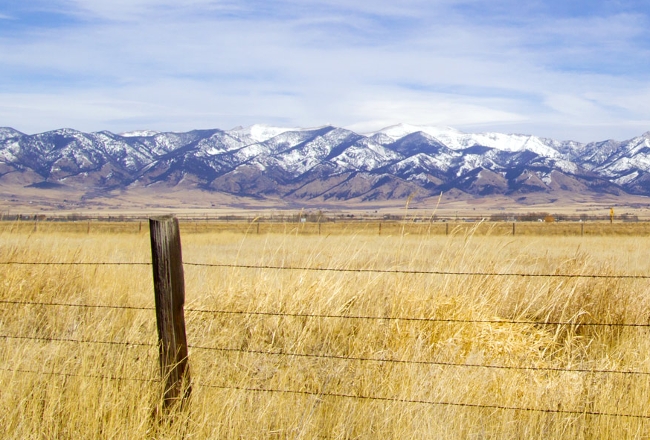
(0, 124), (648, 203)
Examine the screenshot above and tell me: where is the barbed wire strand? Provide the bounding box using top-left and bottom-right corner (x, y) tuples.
(2, 257), (649, 422)
(0, 261), (150, 266)
(0, 367), (158, 383)
(1, 367), (647, 419)
(3, 334), (647, 377)
(183, 262), (650, 280)
(4, 366), (648, 419)
(1, 298), (647, 328)
(197, 383), (650, 419)
(185, 308), (650, 328)
(0, 334), (156, 347)
(0, 299), (153, 311)
(0, 260), (648, 280)
(188, 345), (650, 377)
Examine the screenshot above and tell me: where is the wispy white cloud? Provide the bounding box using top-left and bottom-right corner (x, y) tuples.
(0, 0), (649, 141)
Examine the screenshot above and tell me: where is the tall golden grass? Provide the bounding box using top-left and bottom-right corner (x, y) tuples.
(1, 223), (650, 438)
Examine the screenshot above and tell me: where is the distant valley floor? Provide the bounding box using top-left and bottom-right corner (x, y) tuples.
(4, 184), (650, 220)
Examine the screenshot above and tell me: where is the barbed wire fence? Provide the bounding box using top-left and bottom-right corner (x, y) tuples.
(2, 216), (650, 423)
(4, 215), (650, 238)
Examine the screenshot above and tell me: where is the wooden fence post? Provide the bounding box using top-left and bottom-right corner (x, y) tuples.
(512, 222), (516, 236)
(149, 216), (191, 412)
(446, 222), (449, 236)
(581, 222), (584, 237)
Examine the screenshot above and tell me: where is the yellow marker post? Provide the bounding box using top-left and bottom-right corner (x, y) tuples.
(610, 208), (614, 224)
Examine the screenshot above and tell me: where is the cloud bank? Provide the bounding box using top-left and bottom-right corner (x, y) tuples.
(0, 0), (649, 142)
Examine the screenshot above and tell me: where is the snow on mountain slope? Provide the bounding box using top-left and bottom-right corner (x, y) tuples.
(594, 136), (650, 178)
(388, 152), (456, 176)
(247, 127), (360, 174)
(228, 124), (305, 143)
(371, 123), (562, 158)
(2, 124), (650, 201)
(370, 123), (441, 140)
(231, 127), (334, 167)
(329, 140), (400, 172)
(0, 127), (25, 142)
(194, 132), (249, 156)
(91, 132), (155, 171)
(119, 130), (160, 138)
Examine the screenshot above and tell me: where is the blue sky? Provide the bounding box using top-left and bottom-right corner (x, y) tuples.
(1, 0), (649, 142)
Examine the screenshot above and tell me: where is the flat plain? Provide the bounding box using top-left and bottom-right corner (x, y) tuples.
(2, 220), (650, 439)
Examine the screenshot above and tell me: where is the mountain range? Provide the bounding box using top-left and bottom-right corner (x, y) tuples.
(1, 123), (650, 206)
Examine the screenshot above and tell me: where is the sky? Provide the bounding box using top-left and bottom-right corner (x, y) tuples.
(1, 0), (649, 142)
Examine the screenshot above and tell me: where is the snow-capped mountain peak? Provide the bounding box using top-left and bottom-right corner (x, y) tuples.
(119, 130), (161, 138)
(228, 124), (304, 143)
(3, 124), (650, 203)
(369, 123), (461, 142)
(0, 127), (25, 142)
(367, 124), (563, 158)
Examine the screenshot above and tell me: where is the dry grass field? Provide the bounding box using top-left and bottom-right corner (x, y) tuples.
(2, 221), (650, 439)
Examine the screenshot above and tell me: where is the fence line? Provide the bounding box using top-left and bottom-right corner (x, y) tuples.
(2, 298), (649, 328)
(188, 344), (650, 376)
(183, 262), (650, 279)
(3, 226), (650, 425)
(197, 383), (650, 420)
(3, 329), (650, 378)
(185, 307), (650, 328)
(0, 367), (157, 383)
(0, 334), (156, 347)
(0, 261), (150, 266)
(4, 340), (650, 419)
(1, 259), (649, 280)
(0, 299), (154, 311)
